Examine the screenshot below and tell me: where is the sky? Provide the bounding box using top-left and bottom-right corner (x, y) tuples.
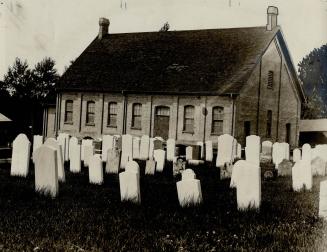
(0, 0), (327, 79)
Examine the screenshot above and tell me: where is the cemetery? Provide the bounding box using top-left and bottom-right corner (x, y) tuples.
(0, 132), (327, 250)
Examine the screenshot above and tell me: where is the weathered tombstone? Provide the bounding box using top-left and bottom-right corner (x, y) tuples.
(44, 138), (65, 182)
(236, 161), (261, 210)
(102, 135), (114, 162)
(272, 142), (285, 169)
(33, 145), (58, 197)
(57, 133), (70, 162)
(176, 172), (203, 207)
(11, 134), (31, 177)
(69, 137), (79, 161)
(83, 145), (94, 167)
(230, 160), (247, 188)
(313, 144), (327, 162)
(145, 158), (156, 175)
(69, 143), (81, 173)
(292, 160), (312, 191)
(166, 139), (176, 162)
(173, 157), (186, 176)
(205, 140), (213, 162)
(114, 135), (122, 150)
(311, 157), (327, 176)
(245, 135), (260, 166)
(153, 138), (164, 150)
(186, 146), (193, 161)
(302, 143), (312, 164)
(32, 135), (43, 158)
(181, 169), (196, 180)
(216, 134), (234, 167)
(280, 142), (290, 160)
(278, 159), (293, 177)
(119, 168), (141, 204)
(121, 134), (133, 169)
(319, 180), (327, 219)
(237, 143), (242, 159)
(196, 141), (204, 159)
(132, 137), (140, 160)
(293, 148), (301, 163)
(148, 138), (155, 160)
(139, 135), (150, 160)
(154, 149), (166, 172)
(261, 140), (272, 162)
(125, 160), (140, 175)
(81, 139), (93, 161)
(89, 154), (103, 184)
(106, 148), (121, 174)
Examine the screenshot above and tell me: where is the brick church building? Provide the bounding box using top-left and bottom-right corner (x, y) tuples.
(44, 6), (305, 147)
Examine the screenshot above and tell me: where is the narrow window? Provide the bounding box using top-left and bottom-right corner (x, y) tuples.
(64, 100), (73, 123)
(107, 102), (117, 127)
(267, 71), (274, 89)
(183, 105), (194, 133)
(86, 101), (95, 125)
(132, 103), (142, 129)
(266, 110), (272, 137)
(212, 106), (224, 135)
(286, 123), (291, 144)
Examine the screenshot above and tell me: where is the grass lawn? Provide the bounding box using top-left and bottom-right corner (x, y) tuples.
(0, 161), (326, 251)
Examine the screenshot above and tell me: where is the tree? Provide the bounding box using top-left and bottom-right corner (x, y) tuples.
(298, 44), (327, 118)
(159, 22), (170, 32)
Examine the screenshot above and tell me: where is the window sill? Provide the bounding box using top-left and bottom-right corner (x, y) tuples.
(85, 123), (95, 127)
(107, 125), (117, 128)
(182, 131), (194, 134)
(131, 127), (142, 130)
(64, 121), (73, 125)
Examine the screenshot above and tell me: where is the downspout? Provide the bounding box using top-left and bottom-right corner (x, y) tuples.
(149, 95), (153, 137)
(175, 96), (179, 141)
(100, 93), (105, 135)
(203, 96), (207, 143)
(55, 93), (59, 137)
(231, 94), (236, 137)
(122, 91), (127, 135)
(256, 60), (262, 136)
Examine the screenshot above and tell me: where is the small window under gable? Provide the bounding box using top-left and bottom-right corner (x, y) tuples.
(267, 71), (274, 89)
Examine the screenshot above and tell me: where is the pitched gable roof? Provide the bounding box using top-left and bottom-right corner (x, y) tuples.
(58, 26), (283, 95)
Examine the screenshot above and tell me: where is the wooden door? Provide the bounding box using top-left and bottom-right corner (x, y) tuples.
(153, 106), (170, 140)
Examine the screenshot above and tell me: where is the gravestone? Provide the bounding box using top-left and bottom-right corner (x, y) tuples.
(148, 138), (155, 160)
(311, 157), (327, 176)
(186, 146), (193, 161)
(302, 144), (312, 164)
(281, 142), (290, 160)
(44, 138), (65, 182)
(176, 172), (202, 207)
(119, 164), (141, 203)
(230, 160), (247, 188)
(120, 134), (133, 169)
(69, 143), (81, 173)
(57, 133), (70, 162)
(106, 148), (121, 174)
(139, 135), (150, 160)
(11, 134), (31, 177)
(216, 134), (234, 167)
(89, 154), (103, 184)
(154, 149), (165, 172)
(166, 139), (176, 162)
(278, 159), (293, 177)
(114, 135), (122, 150)
(319, 180), (327, 219)
(32, 135), (43, 158)
(145, 158), (156, 175)
(182, 169), (196, 180)
(236, 161), (261, 210)
(196, 141), (204, 159)
(102, 135), (114, 162)
(83, 145), (94, 167)
(81, 139), (93, 161)
(273, 142), (285, 169)
(261, 140), (272, 162)
(237, 143), (242, 159)
(33, 145), (58, 197)
(173, 158), (186, 176)
(153, 138), (164, 150)
(245, 135), (260, 166)
(69, 137), (79, 161)
(132, 137), (140, 160)
(205, 140), (213, 162)
(126, 160), (140, 175)
(293, 148), (301, 163)
(312, 144), (327, 162)
(292, 160), (312, 191)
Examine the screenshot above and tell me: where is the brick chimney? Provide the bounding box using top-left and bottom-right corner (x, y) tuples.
(266, 6), (278, 31)
(98, 17), (110, 39)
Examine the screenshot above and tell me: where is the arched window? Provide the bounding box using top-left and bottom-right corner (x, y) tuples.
(107, 102), (117, 127)
(86, 101), (95, 125)
(212, 106), (224, 135)
(132, 103), (142, 129)
(183, 105), (194, 133)
(64, 100), (73, 123)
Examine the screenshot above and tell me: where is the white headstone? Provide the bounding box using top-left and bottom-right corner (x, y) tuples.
(145, 159), (156, 175)
(293, 148), (301, 163)
(182, 169), (196, 180)
(44, 138), (65, 182)
(32, 135), (43, 158)
(33, 145), (58, 197)
(230, 160), (247, 188)
(292, 160), (312, 191)
(106, 148), (121, 174)
(139, 135), (150, 160)
(273, 142), (285, 168)
(216, 134), (234, 167)
(11, 134), (31, 177)
(280, 142), (290, 160)
(119, 170), (141, 203)
(312, 144), (327, 162)
(311, 157), (326, 176)
(236, 161), (261, 210)
(148, 138), (155, 160)
(166, 139), (176, 162)
(125, 160), (140, 175)
(205, 141), (213, 162)
(154, 149), (165, 172)
(186, 146), (193, 161)
(245, 135), (260, 166)
(57, 133), (70, 162)
(102, 135), (114, 162)
(319, 180), (327, 219)
(302, 144), (312, 164)
(81, 139), (93, 161)
(120, 134), (133, 169)
(69, 137), (79, 161)
(89, 154), (103, 184)
(177, 179), (203, 207)
(83, 145), (94, 167)
(132, 137), (140, 160)
(69, 143), (81, 173)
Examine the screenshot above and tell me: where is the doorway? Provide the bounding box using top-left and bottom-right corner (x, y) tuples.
(153, 106), (170, 139)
